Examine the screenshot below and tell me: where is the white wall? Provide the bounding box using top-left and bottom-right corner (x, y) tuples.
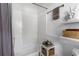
(12, 3), (47, 56)
(37, 6), (47, 47)
(60, 23), (79, 56)
(46, 3), (63, 56)
(12, 3), (38, 55)
(22, 4), (38, 55)
(46, 3), (79, 56)
(12, 4), (23, 55)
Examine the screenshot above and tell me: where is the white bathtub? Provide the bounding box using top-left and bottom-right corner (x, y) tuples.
(15, 51), (39, 56)
(26, 51), (39, 56)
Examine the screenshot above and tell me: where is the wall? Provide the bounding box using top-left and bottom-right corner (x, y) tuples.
(46, 3), (64, 56)
(12, 3), (47, 56)
(12, 4), (23, 55)
(12, 3), (39, 55)
(37, 6), (47, 48)
(22, 4), (39, 55)
(46, 3), (79, 56)
(60, 23), (79, 56)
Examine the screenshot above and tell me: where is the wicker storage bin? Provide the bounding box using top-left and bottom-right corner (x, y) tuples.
(63, 29), (79, 39)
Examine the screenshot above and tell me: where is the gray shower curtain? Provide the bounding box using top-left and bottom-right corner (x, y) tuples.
(0, 3), (14, 56)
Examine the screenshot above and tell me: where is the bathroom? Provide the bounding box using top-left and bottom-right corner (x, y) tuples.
(0, 3), (79, 56)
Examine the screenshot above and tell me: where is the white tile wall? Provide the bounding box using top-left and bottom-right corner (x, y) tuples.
(12, 3), (47, 56)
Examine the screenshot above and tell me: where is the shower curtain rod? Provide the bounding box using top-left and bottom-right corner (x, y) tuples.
(32, 3), (48, 9)
(47, 4), (64, 14)
(32, 3), (64, 14)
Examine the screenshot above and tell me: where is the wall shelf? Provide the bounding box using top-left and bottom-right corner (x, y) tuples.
(62, 19), (79, 24)
(47, 34), (79, 43)
(60, 36), (79, 42)
(51, 19), (79, 24)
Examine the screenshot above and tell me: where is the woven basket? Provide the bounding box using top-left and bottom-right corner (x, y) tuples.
(63, 29), (79, 39)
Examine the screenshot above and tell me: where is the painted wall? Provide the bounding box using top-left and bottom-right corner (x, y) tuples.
(22, 4), (39, 55)
(46, 3), (79, 56)
(12, 3), (47, 56)
(12, 4), (23, 55)
(12, 3), (38, 55)
(37, 6), (46, 48)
